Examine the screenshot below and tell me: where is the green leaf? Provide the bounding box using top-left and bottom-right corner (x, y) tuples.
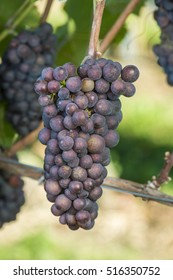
(55, 0), (147, 66)
(0, 102), (17, 149)
(0, 0), (40, 55)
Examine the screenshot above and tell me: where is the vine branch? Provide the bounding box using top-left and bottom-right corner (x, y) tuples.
(5, 122), (43, 157)
(40, 0), (54, 24)
(0, 0), (35, 42)
(0, 152), (173, 207)
(100, 0), (141, 54)
(88, 0), (106, 58)
(149, 151), (173, 189)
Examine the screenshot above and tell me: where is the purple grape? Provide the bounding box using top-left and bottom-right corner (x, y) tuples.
(87, 163), (104, 179)
(53, 66), (68, 81)
(63, 62), (76, 77)
(59, 178), (70, 189)
(69, 181), (83, 194)
(58, 165), (72, 179)
(58, 87), (70, 99)
(59, 136), (74, 151)
(38, 95), (53, 107)
(55, 194), (72, 211)
(79, 155), (93, 169)
(63, 115), (77, 130)
(87, 64), (102, 80)
(121, 65), (140, 83)
(34, 80), (48, 95)
(102, 62), (121, 82)
(91, 113), (106, 128)
(77, 64), (89, 78)
(71, 166), (87, 181)
(72, 110), (88, 126)
(123, 82), (136, 97)
(89, 186), (103, 201)
(87, 134), (105, 153)
(49, 165), (60, 180)
(111, 79), (126, 96)
(64, 189), (77, 200)
(65, 213), (77, 226)
(74, 95), (88, 109)
(38, 127), (51, 145)
(94, 99), (113, 115)
(47, 80), (60, 93)
(94, 78), (110, 94)
(104, 130), (119, 148)
(67, 157), (80, 168)
(66, 76), (82, 92)
(62, 149), (77, 162)
(65, 102), (79, 115)
(50, 115), (64, 132)
(75, 210), (91, 224)
(73, 137), (87, 153)
(43, 104), (58, 118)
(54, 154), (65, 167)
(73, 198), (86, 211)
(47, 139), (60, 154)
(44, 179), (62, 196)
(51, 204), (63, 216)
(85, 91), (98, 108)
(41, 67), (54, 81)
(83, 178), (96, 191)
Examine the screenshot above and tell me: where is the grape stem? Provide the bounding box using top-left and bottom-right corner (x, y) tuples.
(0, 152), (173, 207)
(40, 0), (54, 24)
(4, 122), (44, 157)
(88, 0), (106, 58)
(0, 1), (35, 42)
(100, 0), (141, 54)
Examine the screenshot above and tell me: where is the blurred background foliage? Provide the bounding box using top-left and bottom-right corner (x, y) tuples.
(0, 0), (173, 259)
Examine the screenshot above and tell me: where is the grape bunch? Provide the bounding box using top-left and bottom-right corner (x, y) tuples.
(0, 158), (25, 228)
(0, 22), (56, 136)
(153, 0), (173, 85)
(34, 57), (139, 230)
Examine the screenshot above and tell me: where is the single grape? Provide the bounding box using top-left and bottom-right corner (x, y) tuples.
(94, 78), (110, 94)
(87, 134), (105, 153)
(66, 76), (82, 92)
(87, 64), (102, 80)
(55, 194), (72, 211)
(53, 66), (68, 81)
(41, 67), (54, 81)
(71, 166), (87, 182)
(63, 62), (76, 77)
(73, 137), (87, 153)
(38, 127), (51, 145)
(58, 165), (72, 179)
(87, 163), (104, 179)
(104, 130), (119, 148)
(102, 62), (121, 82)
(58, 136), (74, 151)
(69, 181), (83, 194)
(44, 179), (62, 196)
(121, 65), (140, 83)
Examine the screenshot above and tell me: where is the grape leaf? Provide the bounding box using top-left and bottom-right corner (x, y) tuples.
(0, 103), (17, 149)
(54, 0), (147, 66)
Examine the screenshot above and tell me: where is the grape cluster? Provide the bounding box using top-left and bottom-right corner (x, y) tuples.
(34, 58), (139, 230)
(153, 0), (173, 85)
(0, 159), (25, 228)
(0, 23), (56, 136)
